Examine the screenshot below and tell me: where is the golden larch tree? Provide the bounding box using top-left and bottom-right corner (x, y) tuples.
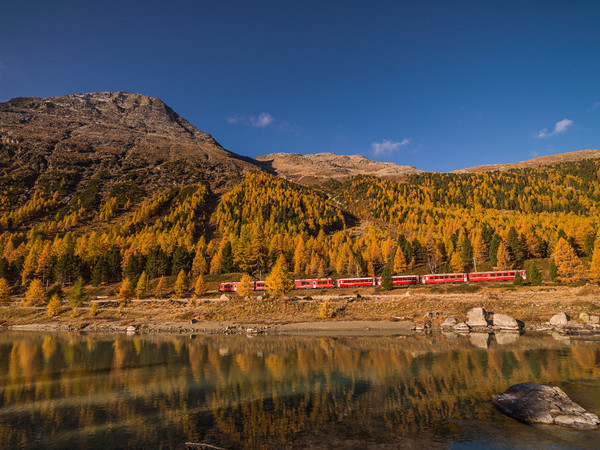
(25, 279), (46, 306)
(393, 247), (408, 274)
(496, 242), (512, 270)
(553, 237), (586, 283)
(0, 278), (10, 304)
(237, 274), (254, 298)
(265, 255), (294, 297)
(194, 275), (207, 297)
(174, 270), (188, 298)
(118, 278), (135, 304)
(589, 235), (600, 284)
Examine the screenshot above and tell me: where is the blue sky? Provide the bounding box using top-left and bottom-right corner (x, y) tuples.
(1, 0), (599, 172)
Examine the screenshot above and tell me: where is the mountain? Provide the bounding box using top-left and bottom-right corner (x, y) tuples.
(0, 91), (258, 196)
(453, 149), (600, 174)
(256, 152), (422, 184)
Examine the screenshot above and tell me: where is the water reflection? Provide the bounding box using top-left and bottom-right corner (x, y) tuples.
(0, 331), (598, 448)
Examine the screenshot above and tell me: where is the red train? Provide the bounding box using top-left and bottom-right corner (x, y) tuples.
(218, 270), (526, 292)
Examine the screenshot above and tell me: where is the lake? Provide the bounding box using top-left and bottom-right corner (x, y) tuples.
(0, 330), (599, 449)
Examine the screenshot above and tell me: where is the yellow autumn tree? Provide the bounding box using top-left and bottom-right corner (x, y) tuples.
(135, 271), (149, 299)
(496, 242), (512, 270)
(0, 278), (10, 304)
(194, 275), (207, 297)
(553, 237), (586, 283)
(472, 233), (487, 267)
(46, 294), (62, 318)
(589, 235), (600, 284)
(393, 247), (408, 274)
(118, 278), (135, 305)
(25, 279), (46, 306)
(174, 270), (188, 298)
(237, 274), (254, 298)
(265, 255), (294, 297)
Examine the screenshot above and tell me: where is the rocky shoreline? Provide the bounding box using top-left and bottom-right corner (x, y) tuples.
(3, 307), (600, 339)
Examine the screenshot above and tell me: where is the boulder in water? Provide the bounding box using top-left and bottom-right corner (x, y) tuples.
(493, 382), (600, 429)
(549, 313), (569, 328)
(492, 313), (523, 330)
(466, 307), (489, 328)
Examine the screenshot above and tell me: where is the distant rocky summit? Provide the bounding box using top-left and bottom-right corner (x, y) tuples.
(256, 152), (422, 184)
(453, 149), (600, 174)
(0, 91), (258, 195)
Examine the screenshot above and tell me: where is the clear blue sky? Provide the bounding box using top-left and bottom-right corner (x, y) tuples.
(1, 0), (599, 171)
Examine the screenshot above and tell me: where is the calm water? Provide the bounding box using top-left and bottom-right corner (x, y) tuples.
(0, 331), (599, 449)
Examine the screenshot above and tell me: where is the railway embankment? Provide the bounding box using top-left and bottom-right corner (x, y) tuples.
(0, 284), (599, 336)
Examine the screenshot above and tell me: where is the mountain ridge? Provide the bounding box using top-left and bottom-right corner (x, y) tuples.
(0, 91), (259, 197)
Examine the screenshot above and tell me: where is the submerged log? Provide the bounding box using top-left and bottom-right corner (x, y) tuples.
(493, 382), (599, 429)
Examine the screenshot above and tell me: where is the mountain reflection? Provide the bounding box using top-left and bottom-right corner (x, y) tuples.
(0, 332), (598, 449)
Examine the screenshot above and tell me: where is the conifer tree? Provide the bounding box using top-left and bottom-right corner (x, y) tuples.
(155, 276), (168, 298)
(36, 242), (53, 284)
(393, 247), (408, 274)
(135, 271), (149, 299)
(69, 277), (88, 306)
(449, 252), (463, 272)
(0, 278), (10, 304)
(265, 255), (294, 297)
(496, 242), (512, 270)
(589, 235), (600, 284)
(191, 251), (207, 276)
(553, 237), (586, 283)
(472, 233), (488, 267)
(118, 278), (135, 304)
(549, 259), (559, 282)
(237, 274), (253, 298)
(381, 265), (393, 290)
(460, 234), (473, 270)
(528, 264), (542, 286)
(47, 294), (62, 318)
(194, 274), (207, 297)
(174, 269), (188, 298)
(25, 279), (46, 306)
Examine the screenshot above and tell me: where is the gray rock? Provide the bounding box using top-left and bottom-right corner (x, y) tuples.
(579, 312), (590, 323)
(549, 312), (570, 327)
(126, 325), (137, 334)
(493, 313), (523, 330)
(493, 382), (600, 429)
(590, 315), (599, 325)
(256, 296), (264, 301)
(441, 317), (457, 328)
(466, 307), (489, 328)
(219, 294), (232, 301)
(453, 322), (470, 332)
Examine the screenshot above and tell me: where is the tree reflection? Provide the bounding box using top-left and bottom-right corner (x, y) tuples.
(0, 332), (598, 448)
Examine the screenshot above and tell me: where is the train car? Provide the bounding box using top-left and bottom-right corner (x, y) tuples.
(421, 273), (467, 284)
(254, 281), (266, 291)
(391, 275), (420, 286)
(468, 270), (527, 282)
(219, 282), (238, 292)
(294, 278), (336, 289)
(337, 277), (380, 288)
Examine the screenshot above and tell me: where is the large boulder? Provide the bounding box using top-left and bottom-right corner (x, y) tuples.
(493, 313), (523, 330)
(466, 307), (489, 328)
(493, 383), (600, 429)
(549, 313), (570, 328)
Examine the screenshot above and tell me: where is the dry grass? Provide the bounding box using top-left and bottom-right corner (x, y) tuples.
(0, 285), (598, 328)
